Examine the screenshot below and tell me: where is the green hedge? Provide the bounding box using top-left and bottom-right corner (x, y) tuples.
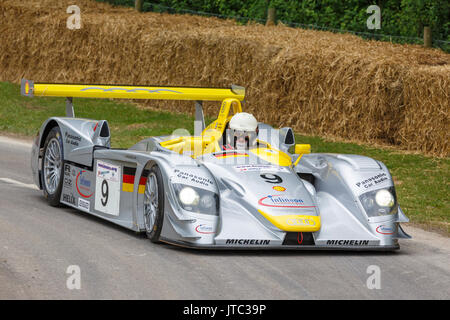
(96, 0), (449, 47)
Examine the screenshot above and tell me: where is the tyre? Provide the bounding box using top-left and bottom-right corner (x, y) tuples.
(143, 164), (165, 243)
(41, 126), (64, 206)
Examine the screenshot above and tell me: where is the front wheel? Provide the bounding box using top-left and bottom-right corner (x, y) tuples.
(143, 164), (165, 243)
(41, 126), (64, 206)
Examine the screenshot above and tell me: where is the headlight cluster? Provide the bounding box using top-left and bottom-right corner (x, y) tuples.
(173, 184), (219, 216)
(359, 187), (398, 217)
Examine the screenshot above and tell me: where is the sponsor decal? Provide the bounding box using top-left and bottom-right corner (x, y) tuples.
(326, 240), (370, 246)
(225, 239), (271, 245)
(286, 217), (316, 226)
(97, 162), (119, 179)
(63, 177), (72, 189)
(76, 170), (93, 198)
(78, 198), (90, 211)
(233, 164), (289, 173)
(195, 224), (215, 234)
(214, 151), (248, 159)
(173, 169), (214, 188)
(122, 167), (148, 194)
(64, 164), (71, 176)
(258, 195), (315, 208)
(80, 87), (182, 94)
(62, 193), (75, 205)
(64, 132), (81, 147)
(376, 225), (395, 235)
(80, 175), (90, 188)
(356, 173), (388, 189)
(272, 186), (286, 192)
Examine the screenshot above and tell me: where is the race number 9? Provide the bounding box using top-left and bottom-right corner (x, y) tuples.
(260, 173), (283, 184)
(95, 160), (120, 216)
(101, 180), (108, 206)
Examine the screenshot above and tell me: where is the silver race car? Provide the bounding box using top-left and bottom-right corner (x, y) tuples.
(21, 79), (410, 250)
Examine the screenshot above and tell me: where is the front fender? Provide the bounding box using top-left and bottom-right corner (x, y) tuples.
(297, 153), (408, 246)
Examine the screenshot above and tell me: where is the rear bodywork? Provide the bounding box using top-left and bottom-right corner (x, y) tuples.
(25, 79), (410, 250)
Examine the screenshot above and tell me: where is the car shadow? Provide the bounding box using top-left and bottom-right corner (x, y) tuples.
(31, 193), (147, 239)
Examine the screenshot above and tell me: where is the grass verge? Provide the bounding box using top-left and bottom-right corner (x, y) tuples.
(1, 81), (448, 235)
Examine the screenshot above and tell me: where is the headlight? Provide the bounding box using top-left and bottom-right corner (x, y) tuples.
(359, 187), (398, 217)
(174, 184), (219, 215)
(375, 189), (394, 207)
(200, 194), (215, 209)
(179, 187), (200, 206)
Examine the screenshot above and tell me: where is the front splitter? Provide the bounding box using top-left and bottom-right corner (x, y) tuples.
(160, 237), (400, 251)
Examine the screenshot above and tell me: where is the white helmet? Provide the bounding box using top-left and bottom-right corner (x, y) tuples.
(226, 112), (258, 150)
(229, 112), (258, 131)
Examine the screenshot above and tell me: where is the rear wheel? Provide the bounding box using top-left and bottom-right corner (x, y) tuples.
(41, 126), (64, 206)
(143, 164), (165, 243)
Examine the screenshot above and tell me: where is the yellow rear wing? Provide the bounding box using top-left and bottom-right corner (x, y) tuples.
(20, 79), (245, 101)
(20, 79), (245, 120)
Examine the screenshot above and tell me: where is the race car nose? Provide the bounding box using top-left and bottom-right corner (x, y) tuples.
(258, 210), (321, 232)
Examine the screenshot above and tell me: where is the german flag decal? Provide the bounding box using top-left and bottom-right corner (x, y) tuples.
(122, 167), (148, 194)
(214, 151), (248, 159)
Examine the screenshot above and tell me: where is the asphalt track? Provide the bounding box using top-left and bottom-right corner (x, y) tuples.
(0, 136), (449, 299)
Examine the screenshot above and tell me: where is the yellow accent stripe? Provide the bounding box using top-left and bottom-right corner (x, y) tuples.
(214, 99), (242, 133)
(122, 183), (145, 194)
(122, 183), (134, 193)
(258, 210), (321, 232)
(29, 83), (244, 101)
(293, 154), (303, 167)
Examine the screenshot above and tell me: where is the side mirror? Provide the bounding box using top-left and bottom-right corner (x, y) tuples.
(92, 120), (111, 148)
(295, 144), (311, 154)
(279, 127), (295, 153)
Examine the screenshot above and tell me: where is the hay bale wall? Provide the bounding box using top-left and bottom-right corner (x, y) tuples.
(1, 0), (448, 156)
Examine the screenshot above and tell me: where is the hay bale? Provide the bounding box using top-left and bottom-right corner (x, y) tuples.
(0, 0), (448, 156)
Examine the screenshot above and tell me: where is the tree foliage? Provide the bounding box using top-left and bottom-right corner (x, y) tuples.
(98, 0), (449, 42)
